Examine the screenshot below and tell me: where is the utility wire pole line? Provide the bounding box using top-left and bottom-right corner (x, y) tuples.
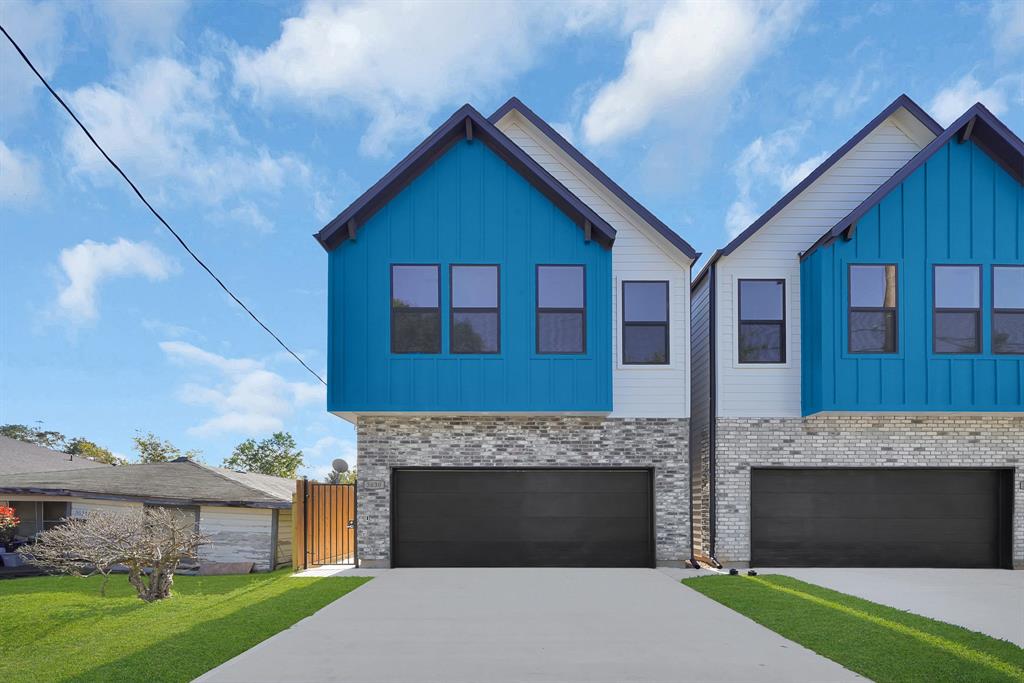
(0, 23), (327, 387)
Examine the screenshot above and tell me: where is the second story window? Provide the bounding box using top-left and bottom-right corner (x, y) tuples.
(391, 265), (440, 354)
(622, 281), (669, 364)
(933, 265), (981, 354)
(537, 265), (585, 354)
(849, 264), (898, 354)
(738, 279), (785, 363)
(993, 266), (1024, 355)
(450, 265), (499, 354)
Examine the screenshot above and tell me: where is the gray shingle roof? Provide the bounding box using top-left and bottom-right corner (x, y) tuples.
(0, 435), (112, 475)
(0, 460), (295, 508)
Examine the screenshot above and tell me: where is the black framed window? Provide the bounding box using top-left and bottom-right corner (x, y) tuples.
(450, 265), (499, 354)
(738, 279), (785, 363)
(537, 265), (585, 354)
(622, 281), (669, 364)
(391, 265), (440, 354)
(993, 265), (1024, 355)
(933, 265), (981, 354)
(848, 264), (898, 354)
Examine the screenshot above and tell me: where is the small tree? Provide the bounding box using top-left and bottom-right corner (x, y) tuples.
(324, 468), (357, 484)
(132, 432), (202, 463)
(0, 423), (67, 450)
(66, 437), (124, 465)
(20, 508), (208, 601)
(224, 432), (303, 478)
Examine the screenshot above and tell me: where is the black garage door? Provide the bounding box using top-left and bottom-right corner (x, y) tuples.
(751, 469), (1013, 568)
(392, 469), (654, 568)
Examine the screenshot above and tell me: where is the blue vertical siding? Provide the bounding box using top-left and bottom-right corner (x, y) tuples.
(327, 139), (612, 413)
(802, 138), (1024, 414)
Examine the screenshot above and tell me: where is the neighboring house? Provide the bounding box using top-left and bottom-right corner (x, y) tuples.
(0, 435), (112, 475)
(316, 98), (698, 568)
(691, 95), (1023, 569)
(0, 460), (294, 571)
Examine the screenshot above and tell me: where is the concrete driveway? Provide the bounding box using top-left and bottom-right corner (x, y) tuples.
(197, 568), (858, 683)
(762, 568), (1024, 647)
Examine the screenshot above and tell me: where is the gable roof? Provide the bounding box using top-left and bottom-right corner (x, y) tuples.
(692, 94), (943, 288)
(0, 460), (294, 509)
(489, 97), (699, 261)
(801, 102), (1024, 260)
(315, 104), (616, 251)
(0, 435), (112, 475)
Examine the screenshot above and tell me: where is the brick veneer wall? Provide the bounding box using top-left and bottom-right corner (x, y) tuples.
(355, 416), (690, 567)
(713, 415), (1024, 567)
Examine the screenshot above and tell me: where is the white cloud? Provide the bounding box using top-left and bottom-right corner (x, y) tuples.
(232, 0), (623, 156)
(989, 0), (1024, 57)
(93, 0), (190, 66)
(0, 0), (66, 121)
(928, 73), (1020, 126)
(160, 341), (324, 438)
(581, 0), (809, 146)
(0, 139), (42, 204)
(63, 57), (310, 207)
(55, 238), (177, 323)
(725, 124), (827, 238)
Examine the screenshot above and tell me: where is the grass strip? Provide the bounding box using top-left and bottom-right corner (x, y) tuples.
(683, 574), (1024, 683)
(0, 569), (371, 683)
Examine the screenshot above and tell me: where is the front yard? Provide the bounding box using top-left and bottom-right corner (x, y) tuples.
(0, 570), (370, 683)
(684, 574), (1024, 683)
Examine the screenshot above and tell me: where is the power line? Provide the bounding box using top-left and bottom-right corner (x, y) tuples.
(1, 24), (327, 387)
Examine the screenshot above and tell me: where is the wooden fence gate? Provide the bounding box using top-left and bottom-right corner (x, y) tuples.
(292, 480), (356, 569)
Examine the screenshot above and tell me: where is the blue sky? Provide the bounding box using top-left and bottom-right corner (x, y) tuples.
(1, 0), (1021, 478)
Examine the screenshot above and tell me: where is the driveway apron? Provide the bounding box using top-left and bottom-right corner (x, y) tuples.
(197, 568), (858, 682)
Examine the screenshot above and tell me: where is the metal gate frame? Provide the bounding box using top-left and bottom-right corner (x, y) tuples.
(293, 479), (357, 569)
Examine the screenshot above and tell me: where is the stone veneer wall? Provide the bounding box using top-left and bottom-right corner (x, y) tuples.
(713, 415), (1024, 567)
(356, 416), (690, 567)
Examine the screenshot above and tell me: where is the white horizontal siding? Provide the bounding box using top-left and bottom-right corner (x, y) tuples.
(498, 115), (692, 418)
(716, 116), (932, 417)
(199, 505), (274, 571)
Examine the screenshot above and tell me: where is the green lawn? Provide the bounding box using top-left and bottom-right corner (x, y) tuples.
(683, 574), (1024, 683)
(0, 570), (370, 683)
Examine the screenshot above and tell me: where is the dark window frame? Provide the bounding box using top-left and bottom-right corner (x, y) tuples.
(621, 280), (670, 365)
(535, 264), (587, 355)
(390, 264), (442, 355)
(449, 264), (501, 354)
(737, 278), (786, 364)
(932, 264), (982, 355)
(992, 264), (1024, 356)
(847, 263), (899, 355)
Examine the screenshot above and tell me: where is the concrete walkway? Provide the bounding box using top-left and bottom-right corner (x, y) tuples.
(762, 568), (1024, 647)
(198, 568), (858, 683)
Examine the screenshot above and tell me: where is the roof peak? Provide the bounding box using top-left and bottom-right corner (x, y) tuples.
(314, 102), (616, 251)
(800, 101), (1023, 261)
(489, 97), (699, 261)
(691, 93), (941, 284)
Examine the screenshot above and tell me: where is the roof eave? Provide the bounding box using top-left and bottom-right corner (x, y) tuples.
(0, 485), (290, 509)
(717, 94), (941, 261)
(801, 103), (1023, 262)
(488, 97), (699, 261)
(315, 104), (616, 252)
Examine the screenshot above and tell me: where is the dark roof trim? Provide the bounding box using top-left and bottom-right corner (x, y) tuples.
(0, 486), (290, 509)
(801, 103), (1024, 261)
(693, 94), (942, 281)
(315, 104), (616, 251)
(489, 97), (699, 261)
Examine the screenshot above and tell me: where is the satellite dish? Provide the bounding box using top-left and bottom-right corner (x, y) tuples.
(332, 458), (349, 473)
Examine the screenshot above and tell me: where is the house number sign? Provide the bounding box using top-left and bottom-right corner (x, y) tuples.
(361, 479), (385, 490)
